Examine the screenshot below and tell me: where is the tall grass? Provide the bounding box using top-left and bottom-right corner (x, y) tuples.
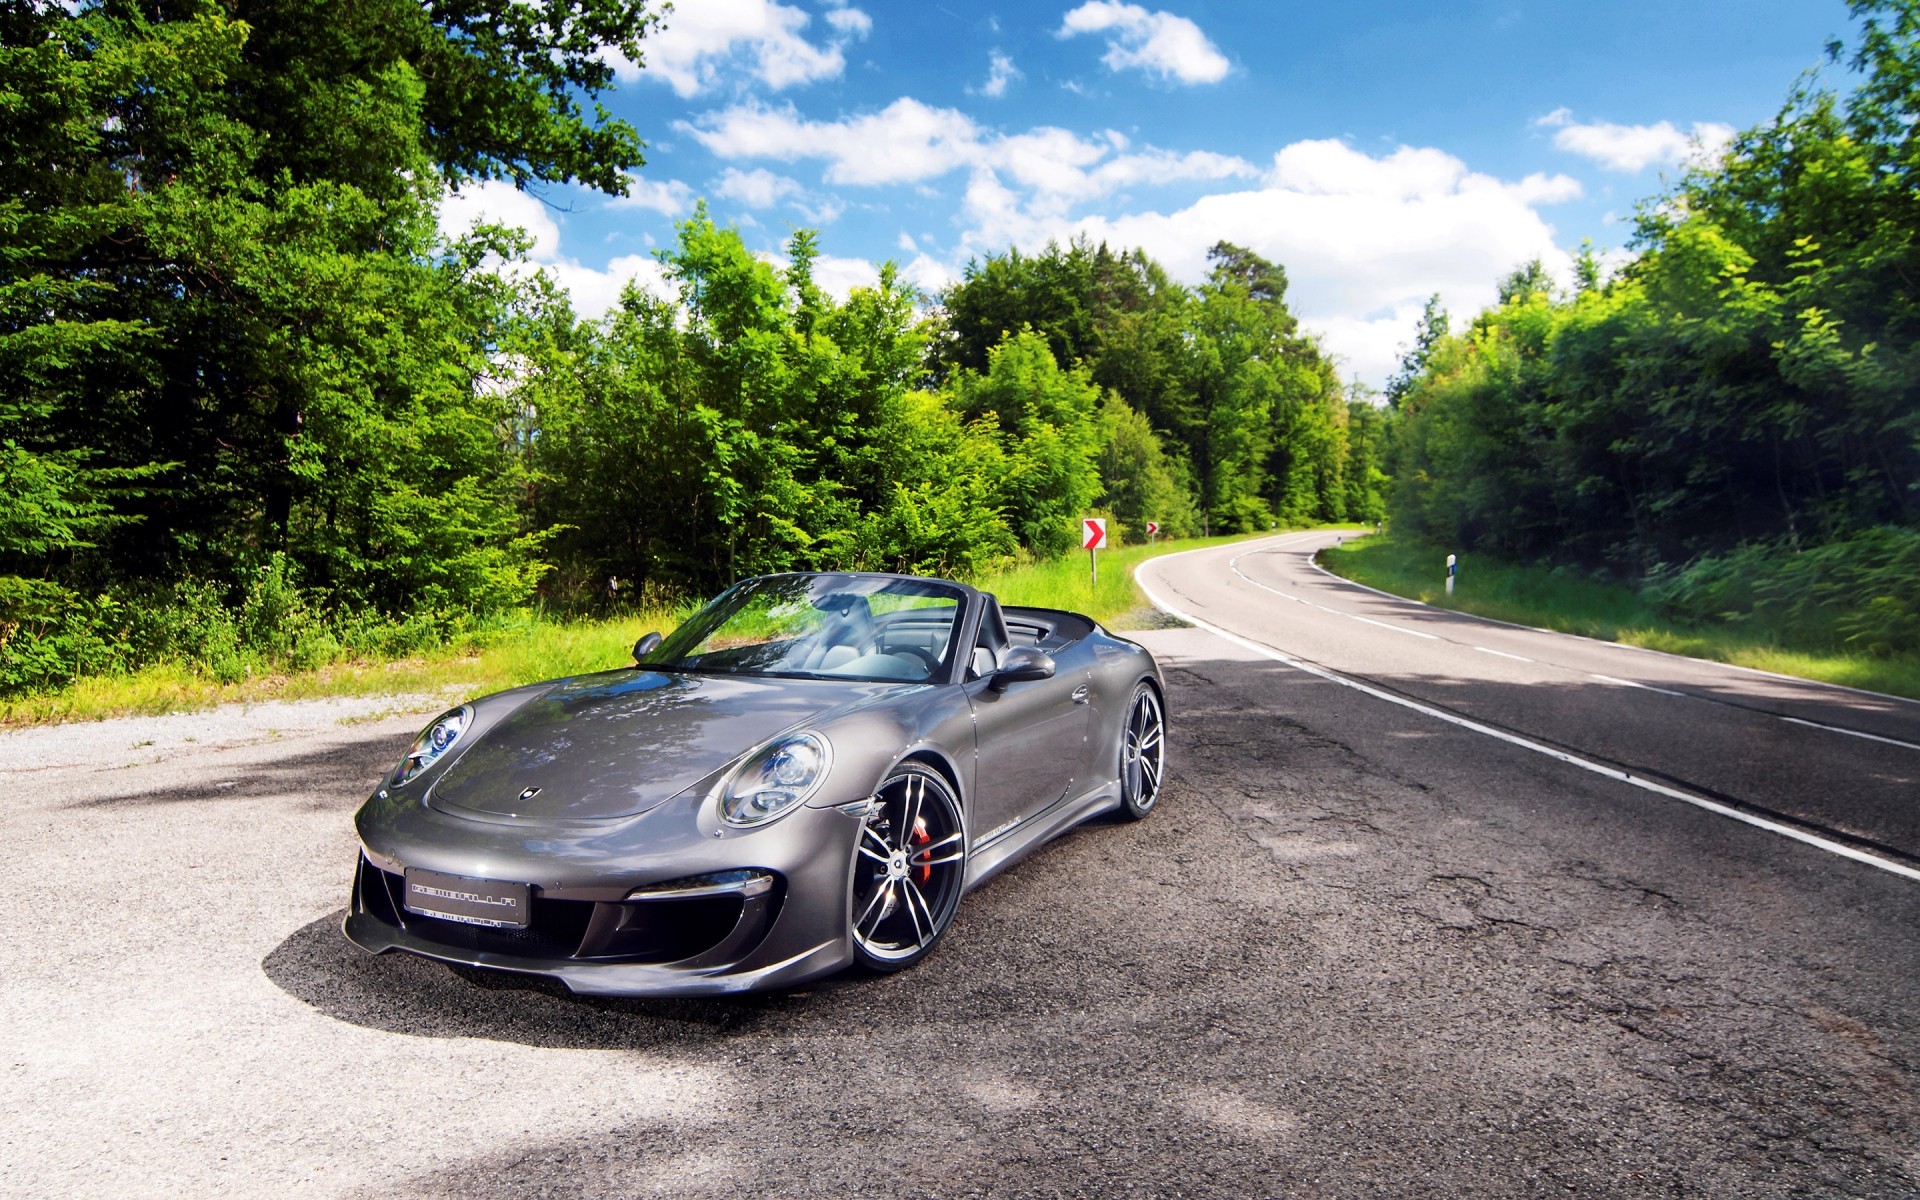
(1320, 533), (1920, 700)
(0, 608), (682, 726)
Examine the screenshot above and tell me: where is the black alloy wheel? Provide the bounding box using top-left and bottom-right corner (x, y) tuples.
(1118, 683), (1165, 820)
(850, 762), (966, 972)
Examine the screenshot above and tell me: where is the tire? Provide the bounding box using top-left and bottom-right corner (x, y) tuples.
(1117, 682), (1166, 821)
(849, 761), (966, 973)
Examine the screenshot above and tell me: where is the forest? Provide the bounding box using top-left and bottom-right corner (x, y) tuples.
(1389, 0), (1920, 660)
(4, 0), (1916, 699)
(0, 0), (1381, 695)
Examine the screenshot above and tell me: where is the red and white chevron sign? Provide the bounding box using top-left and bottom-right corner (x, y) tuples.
(1082, 518), (1108, 550)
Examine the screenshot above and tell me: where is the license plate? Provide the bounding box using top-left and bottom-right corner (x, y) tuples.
(403, 868), (530, 929)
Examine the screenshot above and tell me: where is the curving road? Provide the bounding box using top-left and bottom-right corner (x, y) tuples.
(1140, 530), (1920, 877)
(1, 537), (1916, 1197)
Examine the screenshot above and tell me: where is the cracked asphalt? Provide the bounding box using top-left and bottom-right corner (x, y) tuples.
(3, 535), (1917, 1197)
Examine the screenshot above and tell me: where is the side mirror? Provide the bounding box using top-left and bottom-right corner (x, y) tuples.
(989, 646), (1055, 691)
(632, 631), (662, 664)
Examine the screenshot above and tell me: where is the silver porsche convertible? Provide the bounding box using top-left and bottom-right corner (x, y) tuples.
(345, 571), (1167, 996)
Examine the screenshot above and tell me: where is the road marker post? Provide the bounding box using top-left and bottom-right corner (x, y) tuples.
(1446, 553), (1457, 596)
(1082, 517), (1108, 587)
(1146, 520), (1160, 547)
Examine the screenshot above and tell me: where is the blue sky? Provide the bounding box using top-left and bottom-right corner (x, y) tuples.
(442, 0), (1856, 385)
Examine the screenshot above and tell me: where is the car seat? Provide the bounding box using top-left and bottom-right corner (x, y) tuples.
(801, 593), (875, 670)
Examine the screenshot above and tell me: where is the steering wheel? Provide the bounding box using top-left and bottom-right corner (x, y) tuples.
(892, 645), (942, 677)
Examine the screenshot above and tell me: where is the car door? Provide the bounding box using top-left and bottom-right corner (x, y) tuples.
(964, 666), (1091, 846)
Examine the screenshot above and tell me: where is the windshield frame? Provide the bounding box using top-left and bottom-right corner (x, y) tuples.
(641, 573), (971, 685)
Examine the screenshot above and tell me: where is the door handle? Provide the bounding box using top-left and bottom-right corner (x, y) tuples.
(1071, 684), (1091, 704)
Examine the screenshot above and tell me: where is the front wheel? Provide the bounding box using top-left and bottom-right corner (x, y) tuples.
(1117, 683), (1166, 820)
(849, 762), (966, 973)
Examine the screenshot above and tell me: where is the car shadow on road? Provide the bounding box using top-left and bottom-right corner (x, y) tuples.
(261, 809), (1191, 1055)
(65, 734), (412, 812)
(261, 910), (846, 1049)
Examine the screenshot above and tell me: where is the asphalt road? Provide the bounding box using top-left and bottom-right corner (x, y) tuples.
(3, 533), (1916, 1197)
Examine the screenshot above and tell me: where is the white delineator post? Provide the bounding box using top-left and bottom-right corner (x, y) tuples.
(1446, 553), (1457, 596)
(1083, 518), (1108, 587)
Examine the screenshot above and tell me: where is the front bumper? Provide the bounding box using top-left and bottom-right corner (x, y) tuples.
(345, 787), (866, 996)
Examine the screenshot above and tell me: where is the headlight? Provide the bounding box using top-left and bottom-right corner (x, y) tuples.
(392, 706), (472, 786)
(719, 732), (832, 826)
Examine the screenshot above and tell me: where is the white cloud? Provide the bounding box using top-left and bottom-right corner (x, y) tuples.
(609, 0), (871, 98)
(682, 98), (981, 186)
(810, 253), (885, 299)
(1057, 2), (1230, 85)
(439, 180), (561, 260)
(972, 51), (1022, 98)
(823, 6), (871, 36)
(608, 175), (695, 216)
(438, 182), (676, 321)
(794, 195), (846, 226)
(897, 231), (918, 252)
(714, 167), (803, 208)
(948, 139), (1584, 384)
(1534, 108), (1736, 173)
(901, 253), (958, 295)
(680, 97), (1255, 202)
(543, 255), (676, 319)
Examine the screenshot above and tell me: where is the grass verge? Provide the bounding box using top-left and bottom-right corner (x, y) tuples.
(1, 530), (1302, 726)
(1319, 533), (1920, 701)
(979, 530), (1293, 629)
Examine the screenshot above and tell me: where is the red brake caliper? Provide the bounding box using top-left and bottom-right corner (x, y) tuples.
(912, 816), (932, 883)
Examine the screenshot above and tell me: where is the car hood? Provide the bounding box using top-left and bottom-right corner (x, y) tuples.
(428, 669), (903, 820)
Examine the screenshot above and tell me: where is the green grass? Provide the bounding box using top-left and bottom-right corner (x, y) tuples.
(0, 530), (1306, 726)
(978, 531), (1288, 628)
(1320, 533), (1920, 700)
(0, 609), (680, 727)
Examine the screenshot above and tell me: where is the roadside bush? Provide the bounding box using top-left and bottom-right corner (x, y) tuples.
(1649, 527), (1920, 657)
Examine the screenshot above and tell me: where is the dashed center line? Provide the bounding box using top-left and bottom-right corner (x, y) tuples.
(1229, 554), (1440, 640)
(1780, 716), (1920, 753)
(1589, 673), (1690, 699)
(1474, 647), (1533, 663)
(1245, 540), (1917, 755)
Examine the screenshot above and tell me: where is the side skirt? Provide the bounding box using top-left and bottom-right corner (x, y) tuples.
(961, 777), (1122, 892)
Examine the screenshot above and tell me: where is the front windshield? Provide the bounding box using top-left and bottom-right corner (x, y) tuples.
(645, 575), (965, 683)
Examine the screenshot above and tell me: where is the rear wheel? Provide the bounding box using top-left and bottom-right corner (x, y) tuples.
(849, 762), (966, 972)
(1117, 683), (1166, 820)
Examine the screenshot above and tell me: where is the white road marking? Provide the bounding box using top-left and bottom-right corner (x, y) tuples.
(1301, 542), (1920, 710)
(1474, 647), (1533, 663)
(1229, 553), (1441, 640)
(1267, 538), (1917, 750)
(1589, 673), (1689, 699)
(1779, 716), (1920, 753)
(1137, 540), (1920, 886)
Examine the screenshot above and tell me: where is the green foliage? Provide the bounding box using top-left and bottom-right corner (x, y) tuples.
(1325, 531), (1920, 700)
(0, 0), (662, 695)
(934, 238), (1390, 540)
(522, 215), (1019, 599)
(947, 330), (1104, 557)
(1386, 294), (1448, 410)
(2, 1), (1400, 703)
(1648, 527), (1920, 657)
(1098, 400), (1201, 538)
(1385, 2), (1920, 672)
